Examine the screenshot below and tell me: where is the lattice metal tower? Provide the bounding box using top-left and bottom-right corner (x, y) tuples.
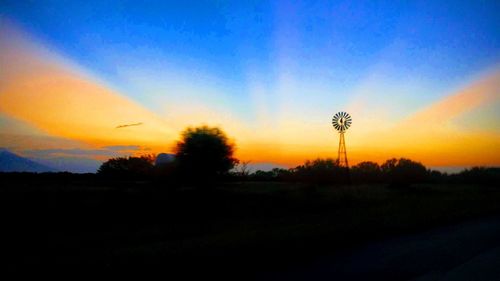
(332, 112), (352, 168)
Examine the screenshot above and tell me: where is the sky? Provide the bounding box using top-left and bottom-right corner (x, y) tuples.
(1, 0), (499, 172)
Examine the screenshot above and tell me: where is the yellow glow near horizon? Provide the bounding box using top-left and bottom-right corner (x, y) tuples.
(235, 70), (500, 167)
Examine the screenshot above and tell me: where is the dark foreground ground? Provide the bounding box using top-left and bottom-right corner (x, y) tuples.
(1, 174), (500, 279)
(263, 216), (500, 281)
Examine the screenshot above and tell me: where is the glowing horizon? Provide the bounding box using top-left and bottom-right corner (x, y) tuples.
(0, 1), (499, 172)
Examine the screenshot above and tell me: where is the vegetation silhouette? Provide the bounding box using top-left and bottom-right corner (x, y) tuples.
(246, 158), (431, 187)
(98, 154), (155, 178)
(291, 158), (350, 185)
(381, 158), (428, 186)
(93, 125), (498, 188)
(450, 167), (500, 184)
(175, 126), (238, 185)
(97, 126), (238, 184)
(248, 158), (499, 187)
(350, 161), (383, 183)
(245, 167), (290, 182)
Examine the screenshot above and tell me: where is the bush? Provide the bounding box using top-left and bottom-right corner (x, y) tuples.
(453, 167), (500, 185)
(351, 161), (382, 183)
(292, 158), (349, 185)
(381, 158), (428, 186)
(175, 126), (238, 182)
(97, 155), (155, 178)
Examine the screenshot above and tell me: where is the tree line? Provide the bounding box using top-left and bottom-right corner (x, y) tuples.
(97, 125), (500, 186)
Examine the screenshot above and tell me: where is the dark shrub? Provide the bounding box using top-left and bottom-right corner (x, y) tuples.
(351, 161), (382, 183)
(293, 158), (349, 185)
(98, 155), (155, 178)
(175, 126), (238, 183)
(250, 170), (277, 181)
(381, 158), (428, 186)
(454, 167), (500, 185)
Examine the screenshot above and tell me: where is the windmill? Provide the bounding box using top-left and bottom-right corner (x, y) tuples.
(332, 111), (352, 168)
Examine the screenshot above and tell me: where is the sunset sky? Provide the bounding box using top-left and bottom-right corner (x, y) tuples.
(1, 1), (499, 172)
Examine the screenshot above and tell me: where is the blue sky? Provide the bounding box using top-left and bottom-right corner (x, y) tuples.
(3, 1), (498, 105)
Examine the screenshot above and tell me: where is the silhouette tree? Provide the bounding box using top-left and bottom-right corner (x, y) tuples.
(293, 158), (348, 184)
(98, 155), (155, 178)
(272, 168), (292, 181)
(175, 126), (238, 182)
(250, 170), (276, 181)
(351, 161), (382, 183)
(454, 167), (500, 185)
(381, 158), (428, 186)
(235, 160), (251, 177)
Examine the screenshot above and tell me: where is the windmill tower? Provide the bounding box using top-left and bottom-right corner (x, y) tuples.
(332, 112), (352, 168)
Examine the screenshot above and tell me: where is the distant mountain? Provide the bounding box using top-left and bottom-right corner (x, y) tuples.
(0, 149), (55, 172)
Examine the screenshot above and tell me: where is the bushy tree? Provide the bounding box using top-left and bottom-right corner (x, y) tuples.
(250, 170), (276, 181)
(351, 161), (382, 183)
(175, 126), (238, 181)
(381, 158), (428, 186)
(293, 158), (349, 184)
(454, 167), (500, 185)
(272, 168), (292, 181)
(98, 155), (155, 178)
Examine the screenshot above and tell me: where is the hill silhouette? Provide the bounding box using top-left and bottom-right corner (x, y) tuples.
(0, 149), (55, 172)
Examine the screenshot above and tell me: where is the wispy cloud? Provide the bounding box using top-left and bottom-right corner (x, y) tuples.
(23, 148), (120, 158)
(22, 144), (148, 158)
(115, 122), (143, 129)
(102, 145), (142, 151)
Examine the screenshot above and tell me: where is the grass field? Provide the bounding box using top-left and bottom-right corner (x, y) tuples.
(2, 177), (500, 278)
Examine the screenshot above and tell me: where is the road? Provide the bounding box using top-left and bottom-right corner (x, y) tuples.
(261, 216), (500, 281)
